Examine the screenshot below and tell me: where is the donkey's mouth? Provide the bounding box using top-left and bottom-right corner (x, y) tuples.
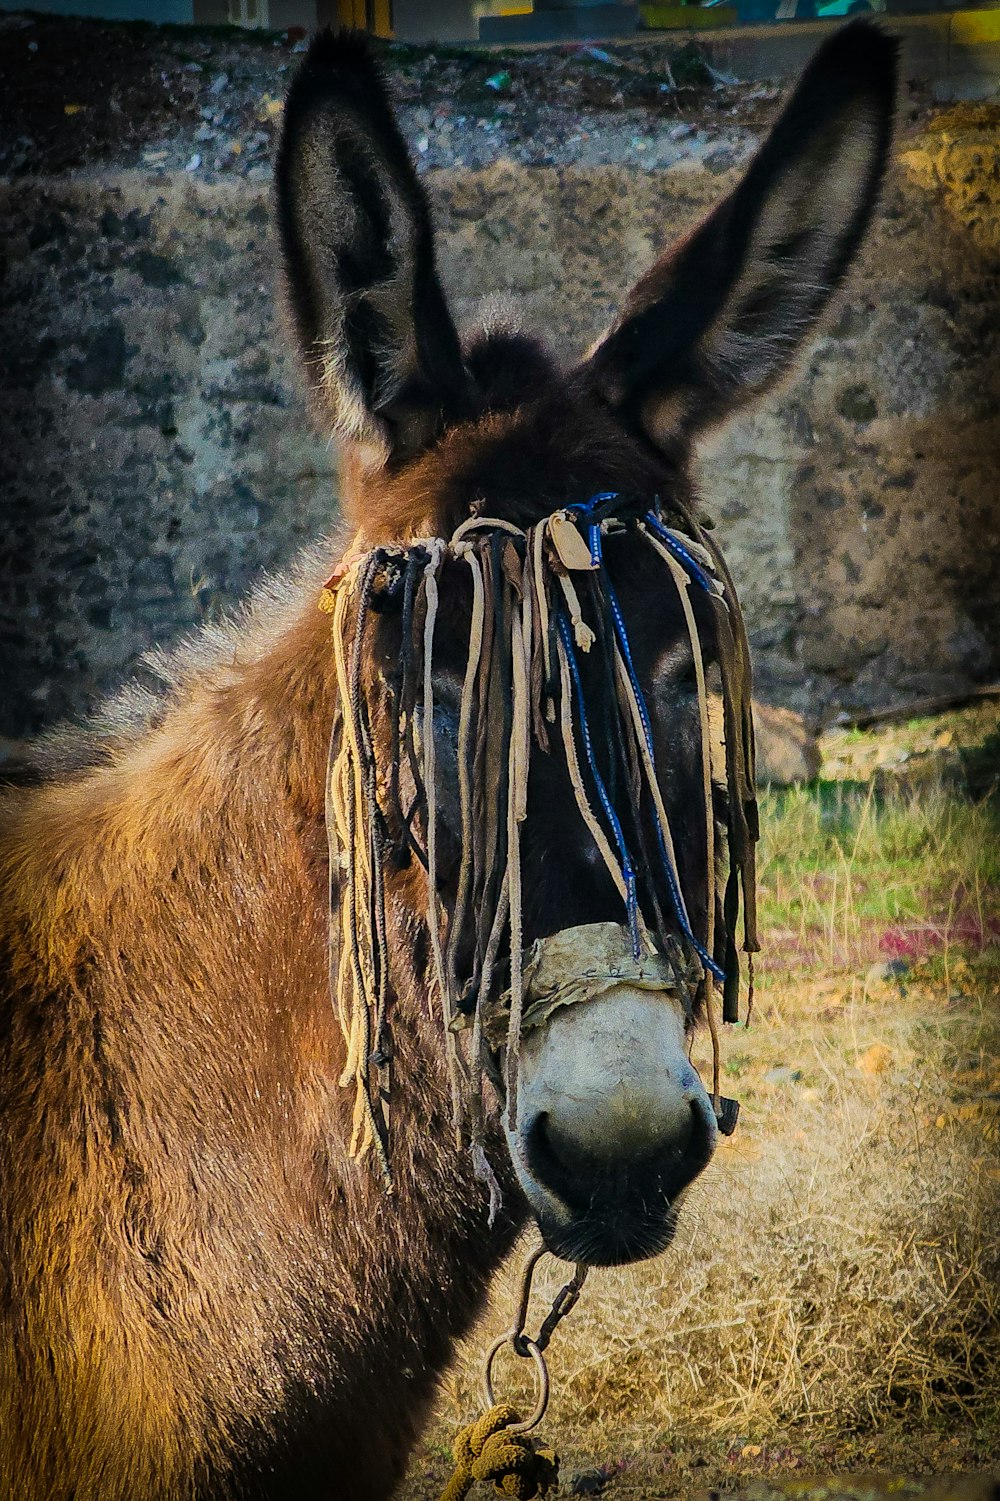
(505, 982), (719, 1267)
(536, 1193), (685, 1269)
(519, 1113), (702, 1268)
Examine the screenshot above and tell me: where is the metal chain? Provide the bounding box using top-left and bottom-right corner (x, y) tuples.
(481, 1241), (589, 1434)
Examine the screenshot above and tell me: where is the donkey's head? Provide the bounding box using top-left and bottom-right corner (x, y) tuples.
(276, 27), (896, 1267)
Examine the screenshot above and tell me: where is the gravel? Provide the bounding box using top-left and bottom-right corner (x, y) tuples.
(0, 11), (786, 183)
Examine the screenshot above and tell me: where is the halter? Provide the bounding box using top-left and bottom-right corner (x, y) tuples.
(319, 493), (759, 1191)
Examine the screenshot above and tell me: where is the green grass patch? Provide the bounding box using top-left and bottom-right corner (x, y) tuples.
(756, 779), (1000, 971)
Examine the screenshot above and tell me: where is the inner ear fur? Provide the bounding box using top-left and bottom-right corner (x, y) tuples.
(587, 21), (898, 446)
(276, 30), (470, 467)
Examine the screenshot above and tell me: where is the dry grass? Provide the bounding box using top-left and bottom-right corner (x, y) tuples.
(402, 774), (1000, 1498)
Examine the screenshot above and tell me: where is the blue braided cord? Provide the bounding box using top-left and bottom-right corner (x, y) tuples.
(644, 511), (713, 593)
(591, 530), (725, 983)
(587, 522), (602, 569)
(566, 490), (619, 517)
(557, 610), (641, 959)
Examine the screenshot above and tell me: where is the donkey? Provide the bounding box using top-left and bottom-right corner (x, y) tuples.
(0, 24), (895, 1501)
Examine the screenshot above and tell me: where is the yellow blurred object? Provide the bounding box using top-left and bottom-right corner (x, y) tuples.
(952, 7), (1000, 43)
(858, 1042), (894, 1076)
(335, 0), (393, 36)
(64, 104), (85, 115)
(640, 4), (738, 29)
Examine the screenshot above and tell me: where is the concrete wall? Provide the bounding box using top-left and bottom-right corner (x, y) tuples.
(2, 118), (998, 738)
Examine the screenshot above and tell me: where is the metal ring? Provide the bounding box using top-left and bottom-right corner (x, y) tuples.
(481, 1335), (550, 1434)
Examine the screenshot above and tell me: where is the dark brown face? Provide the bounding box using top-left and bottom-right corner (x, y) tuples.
(277, 24), (897, 1265)
(405, 530), (714, 952)
(348, 516), (723, 1267)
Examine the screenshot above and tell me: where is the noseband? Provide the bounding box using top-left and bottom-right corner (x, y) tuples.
(320, 493), (758, 1190)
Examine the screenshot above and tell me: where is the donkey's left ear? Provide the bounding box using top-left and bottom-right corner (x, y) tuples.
(276, 30), (470, 466)
(587, 21), (898, 446)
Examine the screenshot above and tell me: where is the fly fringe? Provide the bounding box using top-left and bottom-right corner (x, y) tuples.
(321, 497), (759, 1190)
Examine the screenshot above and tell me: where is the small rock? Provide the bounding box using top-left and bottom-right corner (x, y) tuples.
(753, 703), (821, 787)
(764, 1066), (803, 1086)
(837, 383), (878, 423)
(865, 959), (910, 988)
(185, 154), (202, 172)
(209, 73), (228, 95)
(569, 1472), (610, 1497)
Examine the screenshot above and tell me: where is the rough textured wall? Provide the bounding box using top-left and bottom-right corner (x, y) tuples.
(1, 176), (336, 736)
(2, 112), (999, 738)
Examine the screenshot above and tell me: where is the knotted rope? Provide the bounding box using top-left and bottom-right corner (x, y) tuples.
(320, 494), (759, 1184)
(439, 1406), (558, 1501)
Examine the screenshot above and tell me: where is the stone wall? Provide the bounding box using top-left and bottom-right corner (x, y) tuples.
(2, 113), (998, 738)
(1, 175), (336, 736)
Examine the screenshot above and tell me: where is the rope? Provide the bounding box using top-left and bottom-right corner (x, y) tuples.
(505, 569), (532, 1129)
(591, 527), (723, 983)
(421, 540), (466, 1140)
(438, 1406), (558, 1501)
(557, 611), (641, 957)
(448, 541), (486, 1007)
(661, 547), (720, 1102)
(640, 530), (722, 1105)
(327, 562), (392, 1184)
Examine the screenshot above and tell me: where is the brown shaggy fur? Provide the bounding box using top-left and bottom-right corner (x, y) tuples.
(0, 371), (688, 1501)
(0, 544), (525, 1499)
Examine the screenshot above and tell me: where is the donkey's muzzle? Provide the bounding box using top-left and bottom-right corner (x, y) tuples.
(522, 1092), (715, 1265)
(502, 926), (719, 1266)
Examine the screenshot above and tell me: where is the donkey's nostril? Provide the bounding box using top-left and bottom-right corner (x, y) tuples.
(523, 1096), (712, 1216)
(524, 1112), (594, 1214)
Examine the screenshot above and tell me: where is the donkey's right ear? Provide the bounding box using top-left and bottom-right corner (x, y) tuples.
(276, 31), (470, 467)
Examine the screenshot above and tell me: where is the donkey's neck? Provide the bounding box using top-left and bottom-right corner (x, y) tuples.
(209, 554), (526, 1475)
